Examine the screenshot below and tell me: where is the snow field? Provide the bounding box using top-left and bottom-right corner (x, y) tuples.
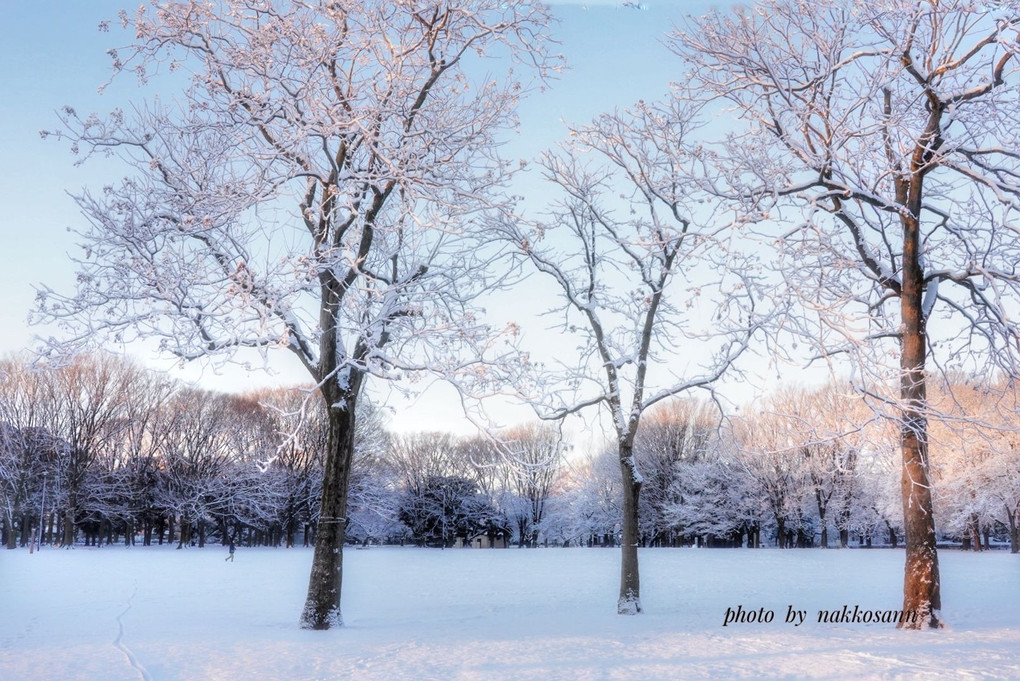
(1, 546), (1018, 681)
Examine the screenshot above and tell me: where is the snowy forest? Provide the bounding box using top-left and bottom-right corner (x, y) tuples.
(3, 353), (1019, 555)
(7, 0), (1020, 635)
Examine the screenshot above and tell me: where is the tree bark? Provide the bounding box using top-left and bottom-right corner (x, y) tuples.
(3, 513), (14, 550)
(817, 493), (828, 549)
(1007, 506), (1018, 554)
(300, 392), (358, 629)
(177, 518), (190, 549)
(20, 513), (32, 547)
(286, 510), (296, 549)
(969, 514), (983, 552)
(898, 208), (942, 630)
(617, 444), (642, 615)
(62, 505), (75, 548)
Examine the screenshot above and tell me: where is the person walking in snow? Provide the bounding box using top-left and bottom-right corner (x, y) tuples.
(225, 539), (235, 562)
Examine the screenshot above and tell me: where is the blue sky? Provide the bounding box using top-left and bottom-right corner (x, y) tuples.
(0, 1), (736, 432)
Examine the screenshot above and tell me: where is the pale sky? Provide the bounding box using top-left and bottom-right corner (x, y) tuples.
(0, 1), (756, 439)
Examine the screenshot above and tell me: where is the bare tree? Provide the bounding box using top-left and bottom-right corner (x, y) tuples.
(500, 99), (761, 614)
(95, 365), (177, 546)
(502, 422), (563, 547)
(38, 1), (553, 629)
(561, 449), (623, 549)
(761, 384), (870, 548)
(927, 379), (1020, 552)
(0, 359), (55, 549)
(663, 448), (757, 548)
(633, 399), (718, 547)
(156, 389), (233, 549)
(259, 388), (328, 548)
(456, 435), (508, 502)
(389, 431), (465, 496)
(731, 405), (813, 549)
(48, 355), (140, 547)
(674, 0), (1020, 628)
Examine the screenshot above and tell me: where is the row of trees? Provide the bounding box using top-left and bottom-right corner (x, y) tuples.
(5, 355), (1017, 556)
(571, 386), (1020, 555)
(37, 0), (1020, 627)
(0, 354), (343, 551)
(0, 354), (566, 552)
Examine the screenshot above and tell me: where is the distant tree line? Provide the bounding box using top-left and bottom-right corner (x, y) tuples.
(2, 354), (1018, 553)
(0, 354), (351, 550)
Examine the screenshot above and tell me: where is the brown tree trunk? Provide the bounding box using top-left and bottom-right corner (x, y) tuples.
(20, 513), (33, 547)
(1007, 506), (1018, 554)
(617, 444), (642, 615)
(62, 506), (75, 548)
(816, 490), (828, 548)
(300, 392), (358, 629)
(3, 513), (15, 549)
(898, 209), (942, 630)
(286, 511), (296, 549)
(969, 513), (982, 552)
(177, 518), (190, 549)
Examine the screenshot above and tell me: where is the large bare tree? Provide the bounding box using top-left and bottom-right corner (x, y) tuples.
(500, 100), (761, 614)
(673, 0), (1020, 627)
(38, 0), (553, 629)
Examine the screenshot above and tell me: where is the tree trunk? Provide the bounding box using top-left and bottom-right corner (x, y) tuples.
(1007, 505), (1018, 554)
(617, 444), (642, 615)
(3, 513), (14, 549)
(286, 511), (296, 548)
(968, 515), (982, 551)
(20, 513), (33, 547)
(300, 395), (358, 629)
(177, 518), (189, 549)
(886, 521), (898, 549)
(898, 209), (942, 629)
(816, 490), (828, 548)
(62, 506), (75, 548)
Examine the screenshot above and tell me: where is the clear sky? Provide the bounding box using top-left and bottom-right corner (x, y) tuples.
(0, 0), (752, 438)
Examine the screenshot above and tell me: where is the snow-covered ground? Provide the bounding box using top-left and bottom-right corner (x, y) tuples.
(1, 546), (1017, 680)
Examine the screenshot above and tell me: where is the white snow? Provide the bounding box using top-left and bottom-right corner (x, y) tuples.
(1, 546), (1018, 680)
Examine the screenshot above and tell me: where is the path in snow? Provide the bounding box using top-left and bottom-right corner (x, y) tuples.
(112, 583), (152, 681)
